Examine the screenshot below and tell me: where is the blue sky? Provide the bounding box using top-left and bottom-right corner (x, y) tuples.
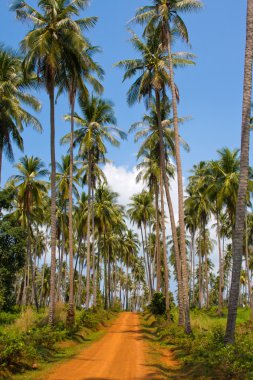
(1, 0), (250, 186)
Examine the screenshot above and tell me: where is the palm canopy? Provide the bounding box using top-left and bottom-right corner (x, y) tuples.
(62, 94), (127, 160)
(11, 0), (98, 90)
(56, 155), (80, 201)
(0, 45), (41, 178)
(9, 155), (48, 223)
(132, 0), (202, 44)
(128, 191), (155, 228)
(116, 28), (195, 106)
(130, 100), (190, 159)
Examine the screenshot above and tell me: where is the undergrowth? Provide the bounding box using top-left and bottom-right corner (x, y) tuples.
(143, 307), (253, 380)
(0, 305), (116, 376)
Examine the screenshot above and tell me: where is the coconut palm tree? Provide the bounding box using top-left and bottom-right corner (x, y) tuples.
(117, 28), (194, 330)
(0, 44), (42, 183)
(12, 0), (99, 325)
(62, 94), (126, 308)
(58, 34), (103, 323)
(122, 229), (140, 310)
(131, 100), (189, 322)
(128, 191), (155, 297)
(132, 0), (202, 333)
(10, 156), (48, 310)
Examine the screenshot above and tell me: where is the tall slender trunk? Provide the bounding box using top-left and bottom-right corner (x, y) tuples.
(199, 247), (203, 309)
(217, 212), (223, 314)
(160, 173), (170, 321)
(144, 222), (153, 296)
(140, 225), (150, 299)
(85, 156), (92, 309)
(245, 215), (253, 319)
(126, 253), (129, 311)
(27, 216), (39, 311)
(91, 185), (96, 307)
(155, 90), (184, 326)
(40, 249), (47, 307)
(203, 220), (209, 309)
(49, 81), (57, 326)
(155, 185), (161, 291)
(58, 232), (65, 301)
(165, 27), (191, 334)
(225, 0), (253, 344)
(191, 231), (196, 305)
(108, 247), (111, 307)
(67, 89), (76, 325)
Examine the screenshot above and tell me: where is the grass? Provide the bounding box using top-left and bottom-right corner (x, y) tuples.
(141, 307), (253, 380)
(0, 306), (118, 380)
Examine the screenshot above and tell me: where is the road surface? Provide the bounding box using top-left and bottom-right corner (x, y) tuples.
(46, 312), (163, 380)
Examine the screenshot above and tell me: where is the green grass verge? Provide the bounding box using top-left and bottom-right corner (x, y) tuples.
(141, 307), (253, 380)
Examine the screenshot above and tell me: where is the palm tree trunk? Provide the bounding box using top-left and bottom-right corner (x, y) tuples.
(155, 90), (184, 326)
(245, 215), (253, 319)
(225, 0), (253, 344)
(155, 185), (161, 291)
(27, 216), (39, 311)
(140, 225), (150, 299)
(144, 222), (153, 296)
(191, 231), (196, 305)
(58, 232), (65, 301)
(49, 81), (57, 326)
(67, 89), (76, 325)
(85, 156), (92, 309)
(126, 254), (129, 311)
(165, 27), (191, 334)
(217, 212), (223, 314)
(40, 249), (47, 307)
(160, 173), (171, 321)
(91, 185), (96, 307)
(199, 247), (203, 309)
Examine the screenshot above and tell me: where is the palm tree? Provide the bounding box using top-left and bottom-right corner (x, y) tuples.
(0, 44), (42, 183)
(133, 0), (202, 334)
(117, 28), (194, 331)
(12, 0), (96, 324)
(128, 191), (155, 297)
(58, 27), (103, 323)
(131, 101), (189, 322)
(123, 229), (139, 310)
(62, 94), (126, 308)
(10, 156), (48, 310)
(225, 0), (253, 343)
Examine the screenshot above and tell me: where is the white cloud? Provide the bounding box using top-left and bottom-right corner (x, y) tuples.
(103, 163), (222, 276)
(103, 163), (143, 206)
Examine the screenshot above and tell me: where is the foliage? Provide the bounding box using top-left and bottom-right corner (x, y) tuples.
(149, 292), (166, 316)
(0, 219), (26, 310)
(145, 309), (253, 380)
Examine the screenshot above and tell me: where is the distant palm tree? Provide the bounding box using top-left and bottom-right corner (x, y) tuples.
(128, 191), (155, 298)
(10, 156), (48, 310)
(63, 95), (126, 308)
(0, 45), (41, 183)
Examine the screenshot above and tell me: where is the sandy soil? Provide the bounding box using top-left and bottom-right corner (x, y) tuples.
(46, 312), (163, 380)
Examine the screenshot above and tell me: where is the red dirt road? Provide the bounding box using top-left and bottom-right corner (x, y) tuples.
(46, 312), (162, 380)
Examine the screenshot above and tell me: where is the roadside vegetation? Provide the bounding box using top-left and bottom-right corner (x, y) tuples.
(0, 306), (117, 378)
(143, 297), (253, 379)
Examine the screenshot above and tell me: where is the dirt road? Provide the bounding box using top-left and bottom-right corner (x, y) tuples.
(46, 312), (162, 380)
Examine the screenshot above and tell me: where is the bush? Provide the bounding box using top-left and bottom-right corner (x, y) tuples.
(149, 292), (166, 316)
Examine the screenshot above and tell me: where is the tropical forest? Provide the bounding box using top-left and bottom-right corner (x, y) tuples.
(0, 0), (253, 379)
